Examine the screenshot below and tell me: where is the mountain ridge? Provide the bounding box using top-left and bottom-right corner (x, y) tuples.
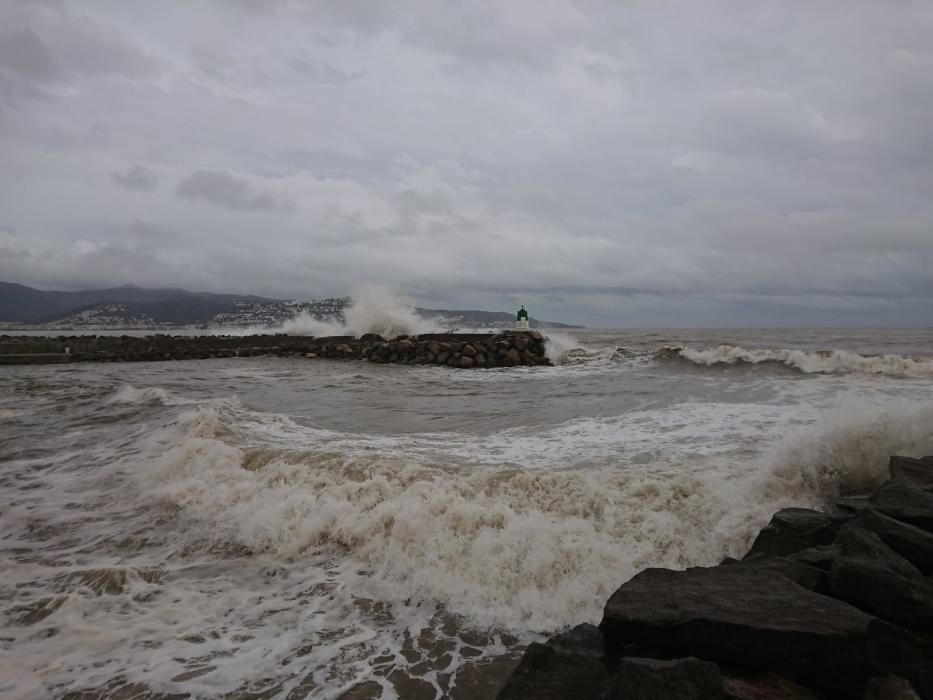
(0, 282), (580, 329)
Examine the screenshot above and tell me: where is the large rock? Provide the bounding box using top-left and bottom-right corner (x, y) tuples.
(610, 657), (726, 700)
(600, 565), (875, 695)
(869, 479), (933, 533)
(827, 526), (933, 630)
(496, 624), (610, 700)
(865, 620), (933, 699)
(864, 676), (922, 700)
(722, 673), (823, 700)
(733, 556), (826, 591)
(889, 456), (933, 491)
(789, 544), (840, 572)
(743, 508), (849, 559)
(850, 509), (933, 575)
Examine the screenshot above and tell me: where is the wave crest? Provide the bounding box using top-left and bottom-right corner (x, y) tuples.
(659, 344), (933, 378)
(130, 396), (933, 634)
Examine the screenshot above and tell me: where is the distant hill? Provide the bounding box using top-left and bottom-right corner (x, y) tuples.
(0, 282), (275, 324)
(0, 282), (580, 329)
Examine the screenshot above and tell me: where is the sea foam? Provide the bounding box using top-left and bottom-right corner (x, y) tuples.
(132, 395), (933, 634)
(662, 344), (933, 378)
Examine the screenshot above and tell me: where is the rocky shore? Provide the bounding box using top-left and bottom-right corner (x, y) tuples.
(498, 456), (933, 699)
(0, 331), (550, 368)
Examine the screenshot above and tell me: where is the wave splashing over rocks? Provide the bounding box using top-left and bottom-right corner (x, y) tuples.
(279, 286), (440, 339)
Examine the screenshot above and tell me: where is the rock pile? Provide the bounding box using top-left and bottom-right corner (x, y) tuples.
(0, 331), (551, 368)
(497, 456), (933, 699)
(360, 331), (549, 368)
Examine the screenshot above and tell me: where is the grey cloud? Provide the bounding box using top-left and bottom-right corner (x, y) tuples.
(176, 170), (295, 212)
(0, 3), (158, 89)
(3, 1), (933, 325)
(0, 29), (59, 82)
(112, 164), (158, 192)
(50, 16), (158, 79)
(289, 58), (361, 84)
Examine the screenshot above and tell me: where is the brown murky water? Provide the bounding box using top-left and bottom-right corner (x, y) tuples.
(2, 329), (933, 698)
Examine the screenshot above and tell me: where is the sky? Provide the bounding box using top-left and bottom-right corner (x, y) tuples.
(1, 0), (932, 327)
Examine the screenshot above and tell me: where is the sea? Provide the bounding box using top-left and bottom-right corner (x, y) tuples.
(2, 327), (933, 699)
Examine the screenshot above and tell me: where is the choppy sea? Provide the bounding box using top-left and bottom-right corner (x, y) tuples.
(2, 328), (933, 699)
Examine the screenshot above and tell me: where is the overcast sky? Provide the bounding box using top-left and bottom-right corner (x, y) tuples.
(1, 0), (931, 326)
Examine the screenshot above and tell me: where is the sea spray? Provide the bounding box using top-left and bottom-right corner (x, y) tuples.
(279, 286), (440, 339)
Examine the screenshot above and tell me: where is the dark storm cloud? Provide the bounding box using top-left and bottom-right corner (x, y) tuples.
(112, 164), (158, 192)
(176, 170), (295, 212)
(1, 0), (932, 325)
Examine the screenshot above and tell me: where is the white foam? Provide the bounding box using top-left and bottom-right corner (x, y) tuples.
(108, 385), (179, 405)
(7, 371), (933, 699)
(667, 344), (933, 378)
(130, 395), (933, 635)
(541, 331), (582, 364)
(279, 286), (440, 339)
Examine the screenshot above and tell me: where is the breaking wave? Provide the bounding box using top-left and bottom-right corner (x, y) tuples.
(279, 286), (440, 339)
(660, 344), (933, 378)
(132, 393), (933, 634)
(542, 332), (638, 366)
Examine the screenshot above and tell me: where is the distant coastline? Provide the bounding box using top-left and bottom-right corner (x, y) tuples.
(0, 281), (581, 332)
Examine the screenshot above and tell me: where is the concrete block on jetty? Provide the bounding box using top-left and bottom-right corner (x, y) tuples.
(0, 331), (550, 368)
(497, 455), (933, 700)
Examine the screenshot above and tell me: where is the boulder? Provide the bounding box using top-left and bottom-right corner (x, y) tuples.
(889, 456), (933, 491)
(734, 556), (826, 591)
(722, 673), (823, 700)
(744, 508), (849, 559)
(789, 544), (840, 572)
(600, 565), (875, 695)
(864, 676), (922, 700)
(868, 479), (933, 533)
(849, 509), (933, 575)
(496, 624), (611, 700)
(460, 356), (475, 368)
(827, 527), (933, 630)
(462, 344), (477, 357)
(836, 494), (876, 516)
(865, 620), (933, 699)
(506, 348), (521, 365)
(610, 657), (726, 700)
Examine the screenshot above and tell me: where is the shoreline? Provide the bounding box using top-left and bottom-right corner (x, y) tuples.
(497, 455), (933, 699)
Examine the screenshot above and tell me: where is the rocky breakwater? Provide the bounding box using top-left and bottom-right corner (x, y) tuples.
(498, 456), (933, 700)
(0, 331), (550, 368)
(355, 331), (549, 368)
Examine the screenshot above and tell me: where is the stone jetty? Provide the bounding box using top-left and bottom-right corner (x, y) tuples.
(0, 331), (550, 368)
(497, 455), (933, 699)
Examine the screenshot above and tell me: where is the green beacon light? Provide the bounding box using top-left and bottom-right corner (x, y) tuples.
(515, 305), (529, 330)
